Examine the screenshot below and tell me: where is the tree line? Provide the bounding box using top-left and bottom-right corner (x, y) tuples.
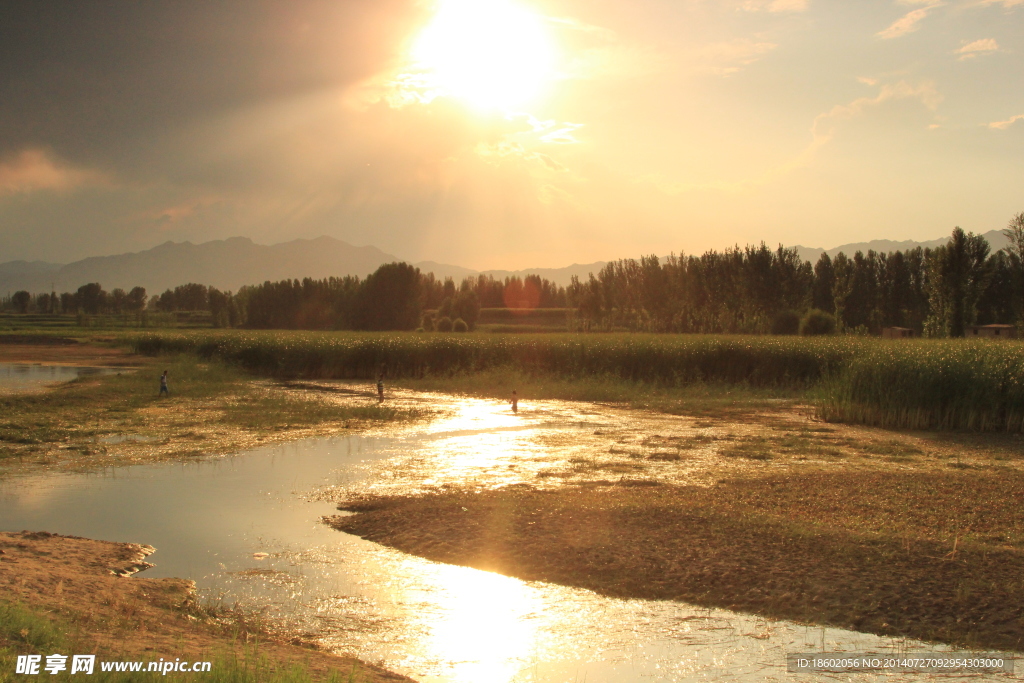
(4, 214), (1022, 337)
(0, 263), (569, 332)
(567, 219), (1024, 337)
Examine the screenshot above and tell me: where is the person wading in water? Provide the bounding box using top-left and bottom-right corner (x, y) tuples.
(510, 389), (518, 414)
(159, 370), (169, 397)
(376, 374), (385, 403)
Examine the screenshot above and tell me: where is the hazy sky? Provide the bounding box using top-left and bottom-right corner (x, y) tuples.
(1, 0), (1022, 268)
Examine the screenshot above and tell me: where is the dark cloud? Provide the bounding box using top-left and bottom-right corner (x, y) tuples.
(0, 1), (420, 174)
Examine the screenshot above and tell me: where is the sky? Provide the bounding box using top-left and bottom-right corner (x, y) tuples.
(0, 0), (1022, 269)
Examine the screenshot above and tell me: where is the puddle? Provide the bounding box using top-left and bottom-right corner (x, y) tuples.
(0, 363), (126, 394)
(0, 396), (1014, 682)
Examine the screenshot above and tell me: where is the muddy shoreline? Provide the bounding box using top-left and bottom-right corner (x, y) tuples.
(327, 472), (1024, 652)
(0, 531), (412, 681)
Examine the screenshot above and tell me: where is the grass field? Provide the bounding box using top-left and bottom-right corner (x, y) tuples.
(124, 330), (1024, 432)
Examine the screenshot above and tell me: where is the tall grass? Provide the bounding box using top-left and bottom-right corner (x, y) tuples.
(817, 339), (1024, 431)
(125, 331), (862, 387)
(124, 331), (1024, 432)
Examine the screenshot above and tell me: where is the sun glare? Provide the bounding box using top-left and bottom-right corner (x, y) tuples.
(411, 0), (557, 111)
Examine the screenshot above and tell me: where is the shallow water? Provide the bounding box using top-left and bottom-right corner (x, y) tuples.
(0, 395), (1014, 682)
(0, 363), (123, 394)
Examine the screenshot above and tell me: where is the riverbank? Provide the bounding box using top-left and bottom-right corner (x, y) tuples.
(319, 394), (1024, 653)
(0, 343), (426, 477)
(0, 531), (412, 682)
(329, 467), (1024, 652)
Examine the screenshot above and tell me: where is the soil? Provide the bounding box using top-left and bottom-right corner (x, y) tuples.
(327, 474), (1024, 652)
(0, 531), (412, 682)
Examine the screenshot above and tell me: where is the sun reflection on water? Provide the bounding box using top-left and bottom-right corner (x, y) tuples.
(419, 564), (543, 683)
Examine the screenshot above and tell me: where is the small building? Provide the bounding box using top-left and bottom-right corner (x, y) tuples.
(966, 324), (1018, 339)
(882, 327), (915, 339)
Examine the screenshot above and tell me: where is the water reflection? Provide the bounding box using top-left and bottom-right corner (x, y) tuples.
(0, 363), (123, 394)
(0, 394), (1009, 682)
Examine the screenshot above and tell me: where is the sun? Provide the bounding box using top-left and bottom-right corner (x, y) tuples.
(411, 0), (558, 111)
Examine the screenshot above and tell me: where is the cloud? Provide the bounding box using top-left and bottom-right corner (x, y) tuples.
(876, 3), (942, 39)
(740, 0), (809, 12)
(784, 80), (942, 173)
(988, 113), (1024, 129)
(0, 149), (108, 196)
(812, 81), (942, 141)
(956, 38), (999, 59)
(696, 39), (779, 75)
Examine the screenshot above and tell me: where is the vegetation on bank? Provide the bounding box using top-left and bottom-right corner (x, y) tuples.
(819, 342), (1024, 431)
(0, 353), (419, 466)
(0, 601), (364, 683)
(125, 330), (1024, 432)
(126, 331), (862, 386)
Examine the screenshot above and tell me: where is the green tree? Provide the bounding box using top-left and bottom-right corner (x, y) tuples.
(76, 283), (107, 315)
(173, 283), (209, 311)
(12, 290), (31, 313)
(800, 309), (836, 335)
(1002, 211), (1024, 324)
(126, 286), (148, 313)
(109, 288), (127, 314)
(355, 262), (422, 330)
(926, 227), (990, 337)
(812, 253), (835, 314)
(452, 288), (480, 330)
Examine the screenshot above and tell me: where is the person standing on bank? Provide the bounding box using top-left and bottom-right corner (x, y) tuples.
(159, 370), (169, 397)
(377, 374), (384, 403)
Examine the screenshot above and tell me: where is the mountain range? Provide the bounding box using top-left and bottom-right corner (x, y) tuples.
(792, 230), (1008, 265)
(0, 230), (1012, 296)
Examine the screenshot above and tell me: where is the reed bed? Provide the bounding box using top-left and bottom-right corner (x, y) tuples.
(124, 331), (1024, 432)
(125, 331), (861, 387)
(817, 339), (1024, 431)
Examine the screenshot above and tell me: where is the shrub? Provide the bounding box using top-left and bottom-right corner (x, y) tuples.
(770, 310), (801, 335)
(435, 316), (453, 332)
(452, 318), (469, 332)
(801, 309), (836, 336)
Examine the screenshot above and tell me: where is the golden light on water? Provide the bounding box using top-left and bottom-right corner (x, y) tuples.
(422, 564), (543, 682)
(411, 0), (558, 111)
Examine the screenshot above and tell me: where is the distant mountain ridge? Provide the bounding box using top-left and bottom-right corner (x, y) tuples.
(0, 229), (1012, 296)
(0, 237), (396, 296)
(0, 236), (606, 295)
(794, 229), (1008, 264)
